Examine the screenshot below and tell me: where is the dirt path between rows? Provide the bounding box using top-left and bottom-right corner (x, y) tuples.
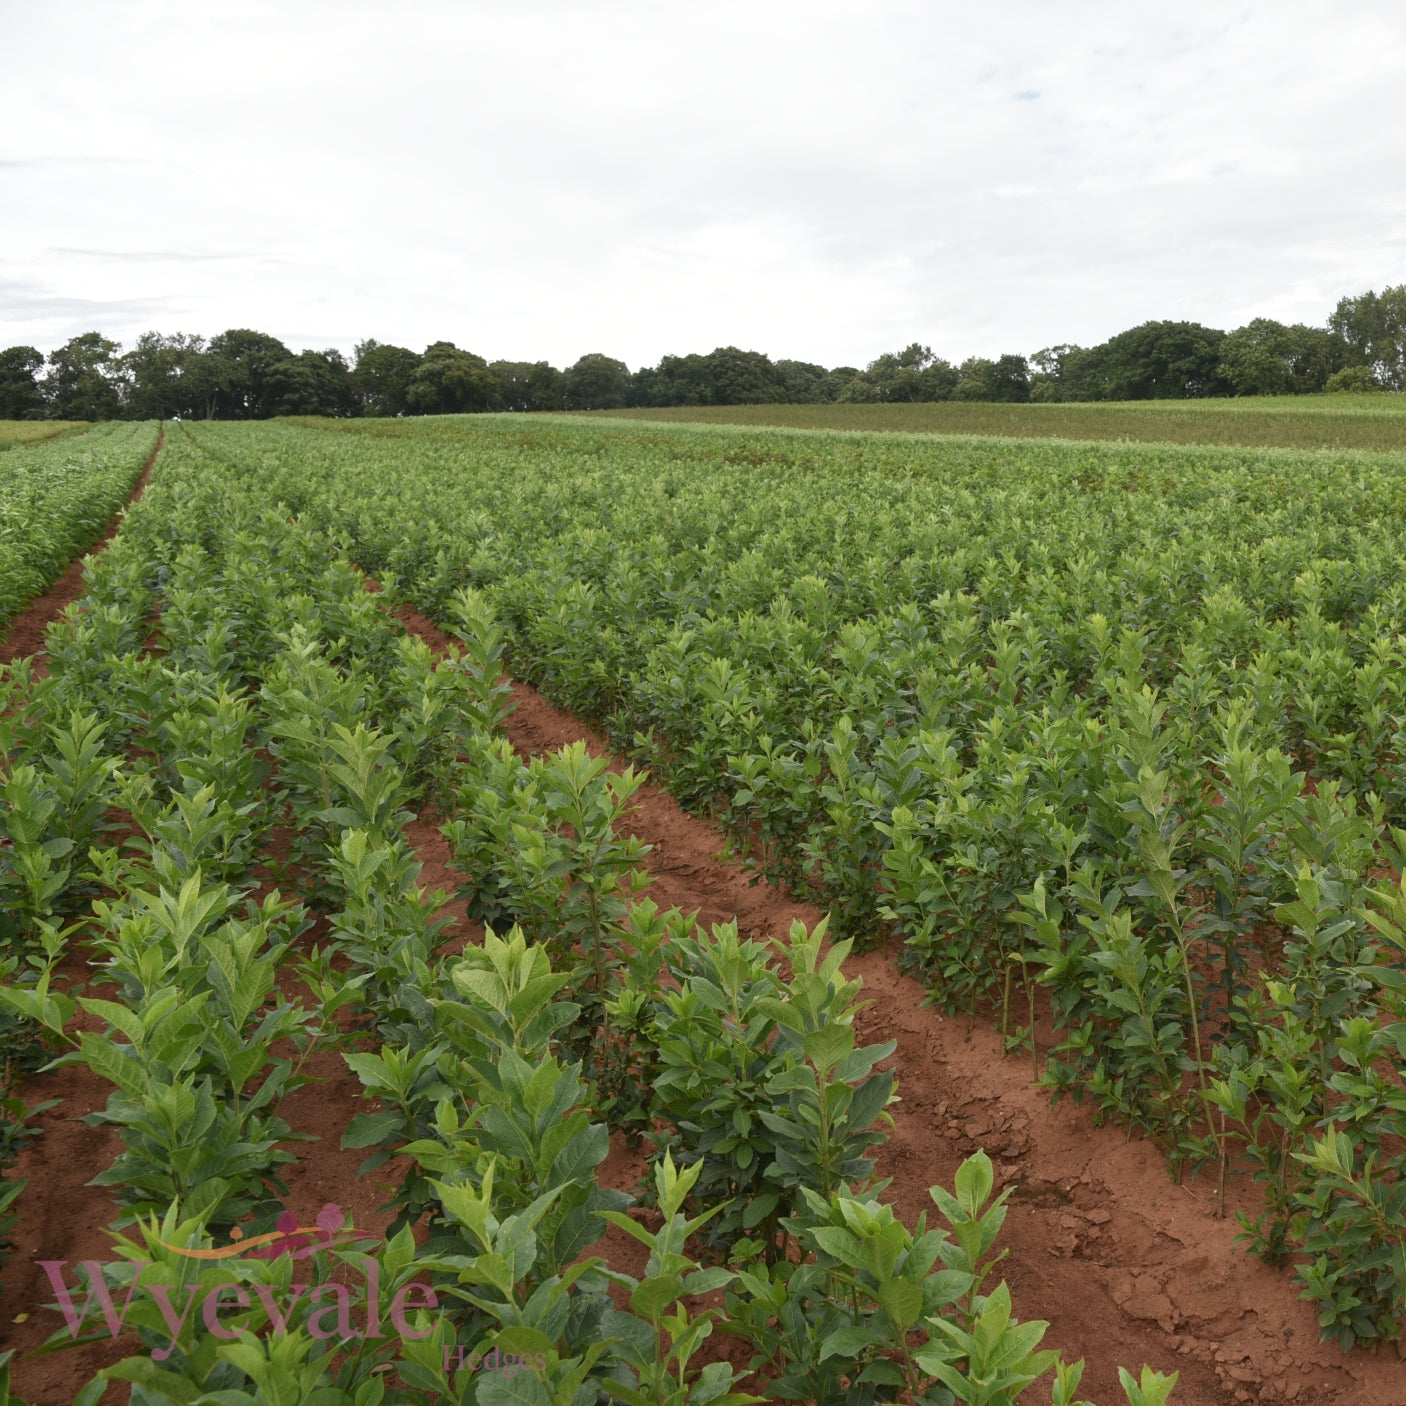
(0, 428), (162, 670)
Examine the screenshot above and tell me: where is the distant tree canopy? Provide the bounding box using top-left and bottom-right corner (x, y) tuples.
(953, 354), (1031, 403)
(0, 345), (46, 419)
(565, 353), (631, 410)
(124, 332), (211, 419)
(1032, 322), (1230, 401)
(1217, 320), (1348, 397)
(406, 343), (501, 415)
(45, 332), (125, 420)
(205, 329), (294, 418)
(834, 345), (961, 403)
(4, 284), (1400, 421)
(491, 359), (565, 413)
(633, 347), (788, 407)
(1331, 287), (1406, 391)
(1030, 316), (1364, 401)
(352, 340), (421, 418)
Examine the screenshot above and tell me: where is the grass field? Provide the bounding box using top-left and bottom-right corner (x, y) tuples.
(587, 393), (1406, 451)
(0, 421), (88, 449)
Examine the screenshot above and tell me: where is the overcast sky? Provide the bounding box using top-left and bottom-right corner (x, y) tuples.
(3, 0), (1403, 370)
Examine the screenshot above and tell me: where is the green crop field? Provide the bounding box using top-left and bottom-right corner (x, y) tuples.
(4, 410), (1406, 1398)
(0, 421), (88, 450)
(0, 420), (155, 631)
(586, 392), (1406, 451)
(267, 412), (1406, 1347)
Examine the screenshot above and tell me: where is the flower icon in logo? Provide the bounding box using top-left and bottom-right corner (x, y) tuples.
(160, 1203), (367, 1261)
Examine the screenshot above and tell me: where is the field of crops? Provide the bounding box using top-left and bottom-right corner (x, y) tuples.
(0, 421), (1204, 1404)
(234, 415), (1406, 1341)
(588, 395), (1406, 453)
(0, 424), (88, 451)
(4, 410), (1406, 1401)
(0, 422), (156, 635)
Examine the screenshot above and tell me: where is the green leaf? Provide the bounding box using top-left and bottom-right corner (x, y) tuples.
(340, 1111), (406, 1149)
(630, 1272), (685, 1320)
(818, 1325), (886, 1360)
(877, 1276), (924, 1330)
(682, 1267), (734, 1296)
(479, 1369), (554, 1406)
(950, 1151), (994, 1220)
(802, 1022), (853, 1074)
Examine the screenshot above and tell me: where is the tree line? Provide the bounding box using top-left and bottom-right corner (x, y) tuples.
(1, 286), (1401, 421)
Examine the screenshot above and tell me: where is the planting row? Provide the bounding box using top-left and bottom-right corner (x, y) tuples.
(0, 421), (157, 634)
(176, 413), (1406, 1350)
(0, 427), (1174, 1403)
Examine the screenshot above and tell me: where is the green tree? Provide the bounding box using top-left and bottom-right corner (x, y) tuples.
(0, 346), (47, 419)
(1096, 321), (1229, 399)
(952, 358), (992, 401)
(860, 344), (960, 402)
(490, 359), (565, 412)
(835, 371), (881, 402)
(952, 353), (1031, 402)
(564, 352), (630, 410)
(181, 349), (232, 420)
(1028, 344), (1103, 401)
(631, 353), (711, 406)
(773, 358), (834, 403)
(1330, 286), (1406, 390)
(45, 332), (126, 419)
(353, 341), (422, 417)
(1323, 365), (1385, 394)
(700, 346), (787, 404)
(825, 366), (866, 401)
(206, 329), (294, 418)
(1217, 319), (1348, 396)
(405, 342), (501, 414)
(266, 348), (358, 417)
(123, 332), (211, 419)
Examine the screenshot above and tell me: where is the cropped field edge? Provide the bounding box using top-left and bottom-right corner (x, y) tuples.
(0, 421), (93, 448)
(241, 412), (1406, 1359)
(282, 408), (1406, 462)
(575, 400), (1406, 453)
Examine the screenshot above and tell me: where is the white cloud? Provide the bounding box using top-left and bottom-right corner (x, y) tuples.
(1, 0), (1403, 367)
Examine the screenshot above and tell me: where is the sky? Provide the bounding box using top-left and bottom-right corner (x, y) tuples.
(2, 0), (1404, 371)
